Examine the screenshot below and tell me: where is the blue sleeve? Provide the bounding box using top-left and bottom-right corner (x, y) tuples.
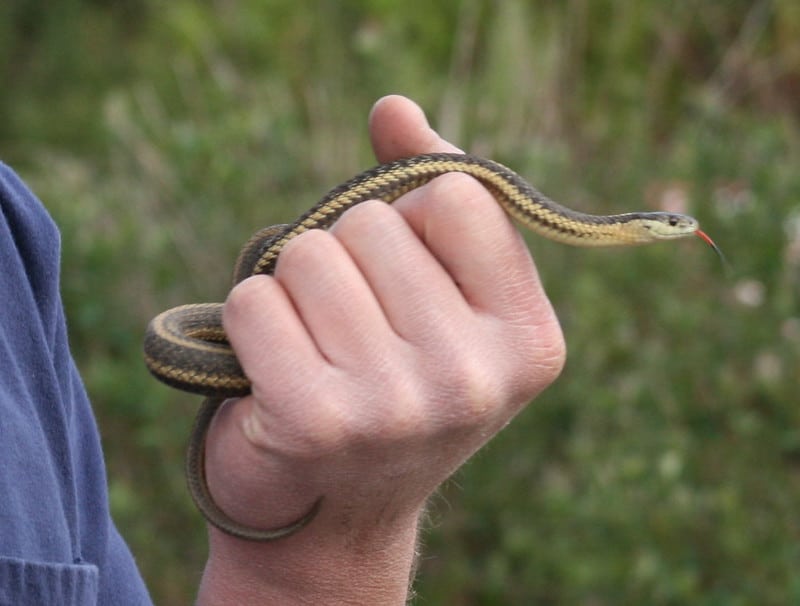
(0, 163), (153, 605)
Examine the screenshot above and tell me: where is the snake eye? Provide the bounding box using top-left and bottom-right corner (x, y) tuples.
(668, 216), (679, 226)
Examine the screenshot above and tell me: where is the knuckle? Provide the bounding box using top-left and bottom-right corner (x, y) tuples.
(429, 171), (483, 198)
(334, 199), (406, 242)
(376, 377), (426, 435)
(512, 321), (567, 398)
(426, 172), (497, 215)
(541, 334), (567, 381)
(339, 198), (392, 223)
(338, 372), (426, 444)
(438, 348), (502, 421)
(225, 275), (271, 320)
(275, 228), (334, 275)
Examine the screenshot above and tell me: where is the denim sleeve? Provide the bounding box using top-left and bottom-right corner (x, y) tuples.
(0, 163), (152, 605)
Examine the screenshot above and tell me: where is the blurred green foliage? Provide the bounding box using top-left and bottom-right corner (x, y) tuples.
(2, 0), (799, 604)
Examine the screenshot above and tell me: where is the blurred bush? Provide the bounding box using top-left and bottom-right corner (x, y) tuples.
(2, 1), (799, 604)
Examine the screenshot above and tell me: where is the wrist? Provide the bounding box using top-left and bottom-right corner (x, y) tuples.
(195, 398), (424, 604)
(197, 507), (421, 605)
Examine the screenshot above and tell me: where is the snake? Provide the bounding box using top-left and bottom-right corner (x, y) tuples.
(143, 152), (719, 541)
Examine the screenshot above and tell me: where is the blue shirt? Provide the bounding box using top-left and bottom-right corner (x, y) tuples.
(0, 163), (152, 605)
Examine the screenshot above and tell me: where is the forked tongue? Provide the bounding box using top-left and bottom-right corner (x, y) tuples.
(696, 229), (730, 272)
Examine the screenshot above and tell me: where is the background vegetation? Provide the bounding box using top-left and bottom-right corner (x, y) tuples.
(2, 1), (799, 603)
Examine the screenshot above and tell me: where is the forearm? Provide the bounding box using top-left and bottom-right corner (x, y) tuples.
(197, 522), (419, 605)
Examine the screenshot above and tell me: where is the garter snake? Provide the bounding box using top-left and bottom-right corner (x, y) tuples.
(143, 152), (717, 541)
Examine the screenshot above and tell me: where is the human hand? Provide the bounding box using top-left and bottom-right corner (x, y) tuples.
(198, 95), (565, 604)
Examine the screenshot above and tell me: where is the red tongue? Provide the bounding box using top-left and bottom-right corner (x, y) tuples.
(695, 229), (729, 270)
(695, 229), (717, 249)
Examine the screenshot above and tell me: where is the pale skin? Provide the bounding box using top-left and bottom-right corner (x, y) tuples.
(195, 95), (566, 605)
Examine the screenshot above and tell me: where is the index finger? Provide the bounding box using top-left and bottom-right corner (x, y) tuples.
(393, 173), (552, 323)
(369, 96), (553, 324)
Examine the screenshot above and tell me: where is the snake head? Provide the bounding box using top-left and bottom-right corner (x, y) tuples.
(637, 212), (699, 240)
(636, 212), (726, 266)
